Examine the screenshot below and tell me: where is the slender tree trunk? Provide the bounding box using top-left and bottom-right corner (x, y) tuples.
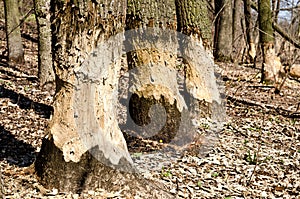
(214, 0), (233, 61)
(34, 0), (55, 88)
(4, 0), (24, 64)
(232, 0), (244, 62)
(244, 0), (256, 65)
(259, 0), (284, 86)
(272, 0), (281, 23)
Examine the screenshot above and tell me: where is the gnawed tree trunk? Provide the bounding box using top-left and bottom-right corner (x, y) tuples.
(244, 0), (256, 65)
(258, 0), (284, 87)
(175, 0), (224, 154)
(34, 0), (55, 89)
(125, 0), (223, 158)
(4, 0), (24, 64)
(34, 1), (171, 197)
(125, 0), (182, 143)
(214, 0), (233, 61)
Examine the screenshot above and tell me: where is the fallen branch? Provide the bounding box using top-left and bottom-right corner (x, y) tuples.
(226, 95), (300, 118)
(272, 23), (300, 49)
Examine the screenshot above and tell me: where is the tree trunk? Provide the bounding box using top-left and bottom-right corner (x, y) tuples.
(34, 0), (55, 89)
(272, 0), (280, 23)
(4, 0), (24, 64)
(232, 0), (244, 62)
(259, 0), (284, 86)
(125, 0), (182, 143)
(214, 0), (233, 61)
(34, 0), (150, 195)
(176, 0), (212, 50)
(175, 0), (224, 154)
(244, 0), (256, 64)
(125, 0), (222, 148)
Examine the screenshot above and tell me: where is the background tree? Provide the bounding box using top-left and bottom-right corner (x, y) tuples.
(258, 0), (284, 86)
(244, 0), (257, 65)
(4, 0), (24, 64)
(272, 0), (281, 23)
(34, 0), (55, 88)
(214, 0), (233, 61)
(232, 0), (245, 62)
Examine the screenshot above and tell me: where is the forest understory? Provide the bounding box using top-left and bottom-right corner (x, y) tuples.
(0, 19), (300, 198)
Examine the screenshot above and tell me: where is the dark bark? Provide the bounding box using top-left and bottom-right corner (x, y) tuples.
(214, 0), (233, 61)
(175, 0), (212, 49)
(259, 0), (273, 44)
(35, 137), (171, 198)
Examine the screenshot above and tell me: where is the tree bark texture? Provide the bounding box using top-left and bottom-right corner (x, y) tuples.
(34, 0), (55, 88)
(232, 0), (244, 62)
(175, 0), (212, 49)
(4, 0), (24, 64)
(214, 0), (233, 61)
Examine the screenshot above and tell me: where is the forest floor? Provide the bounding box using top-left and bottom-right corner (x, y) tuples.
(0, 20), (300, 199)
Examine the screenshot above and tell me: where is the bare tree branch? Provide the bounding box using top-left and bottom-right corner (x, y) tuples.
(272, 22), (300, 49)
(250, 2), (300, 49)
(275, 5), (300, 11)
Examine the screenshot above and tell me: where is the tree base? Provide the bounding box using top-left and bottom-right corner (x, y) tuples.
(35, 137), (172, 198)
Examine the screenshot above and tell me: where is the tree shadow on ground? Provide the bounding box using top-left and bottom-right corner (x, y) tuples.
(0, 85), (53, 118)
(0, 126), (36, 167)
(0, 58), (38, 79)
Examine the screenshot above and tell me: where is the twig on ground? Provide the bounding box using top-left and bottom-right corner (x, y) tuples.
(227, 123), (249, 137)
(227, 95), (300, 118)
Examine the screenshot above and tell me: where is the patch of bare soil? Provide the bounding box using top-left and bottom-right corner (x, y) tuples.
(1, 20), (300, 198)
